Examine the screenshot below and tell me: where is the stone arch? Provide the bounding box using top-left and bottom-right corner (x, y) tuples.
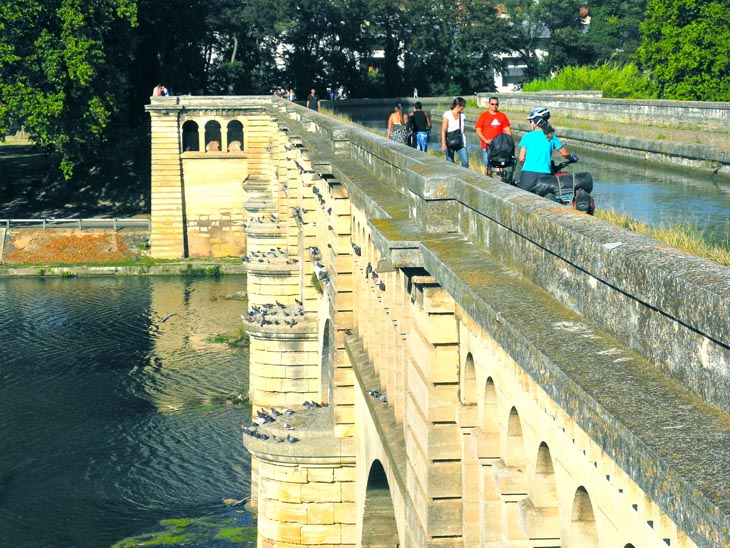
(533, 442), (558, 508)
(320, 319), (334, 404)
(565, 486), (599, 547)
(505, 406), (526, 467)
(182, 120), (199, 151)
(461, 352), (477, 405)
(361, 460), (399, 547)
(204, 120), (222, 152)
(519, 442), (561, 543)
(226, 120), (243, 151)
(481, 377), (498, 436)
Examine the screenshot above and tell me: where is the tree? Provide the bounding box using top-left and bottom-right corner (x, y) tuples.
(0, 0), (137, 178)
(637, 0), (730, 100)
(585, 0), (645, 64)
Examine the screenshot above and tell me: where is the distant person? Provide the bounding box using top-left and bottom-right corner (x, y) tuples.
(409, 102), (432, 151)
(413, 87), (418, 99)
(288, 89), (296, 102)
(152, 84), (168, 96)
(475, 96), (512, 174)
(441, 97), (468, 167)
(387, 102), (411, 145)
(306, 89), (320, 111)
(517, 107), (577, 191)
(329, 89), (336, 101)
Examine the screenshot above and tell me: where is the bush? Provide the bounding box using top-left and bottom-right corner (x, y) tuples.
(523, 63), (656, 99)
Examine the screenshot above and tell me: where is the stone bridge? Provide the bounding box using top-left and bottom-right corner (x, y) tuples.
(146, 96), (730, 548)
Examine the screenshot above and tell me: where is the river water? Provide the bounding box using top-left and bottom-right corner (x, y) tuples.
(0, 276), (253, 548)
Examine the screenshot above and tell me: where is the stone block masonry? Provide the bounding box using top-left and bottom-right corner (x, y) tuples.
(149, 95), (730, 548)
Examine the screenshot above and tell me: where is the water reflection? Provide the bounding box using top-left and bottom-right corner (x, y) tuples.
(0, 276), (252, 548)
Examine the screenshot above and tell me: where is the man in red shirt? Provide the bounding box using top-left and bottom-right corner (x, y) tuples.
(475, 97), (512, 174)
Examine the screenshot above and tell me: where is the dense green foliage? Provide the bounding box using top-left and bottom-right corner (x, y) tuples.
(637, 0), (730, 100)
(0, 0), (726, 181)
(523, 63), (657, 98)
(0, 0), (137, 178)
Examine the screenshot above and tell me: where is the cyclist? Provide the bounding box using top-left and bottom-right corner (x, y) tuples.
(517, 108), (577, 191)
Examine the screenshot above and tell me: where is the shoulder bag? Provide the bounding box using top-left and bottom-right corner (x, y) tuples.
(446, 113), (464, 150)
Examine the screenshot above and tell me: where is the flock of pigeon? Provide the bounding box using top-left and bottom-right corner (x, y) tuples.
(242, 299), (305, 328)
(364, 262), (386, 291)
(243, 212), (281, 230)
(242, 245), (298, 266)
(312, 185), (333, 216)
(241, 401), (329, 444)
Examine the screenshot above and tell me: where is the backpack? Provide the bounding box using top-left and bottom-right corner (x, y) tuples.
(573, 188), (595, 215)
(489, 133), (515, 168)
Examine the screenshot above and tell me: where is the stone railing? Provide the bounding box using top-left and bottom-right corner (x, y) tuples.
(478, 91), (730, 131)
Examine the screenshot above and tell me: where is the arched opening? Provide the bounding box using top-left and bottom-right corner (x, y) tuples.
(624, 544), (636, 548)
(481, 377), (498, 436)
(566, 486), (599, 547)
(519, 442), (561, 542)
(204, 120), (221, 152)
(320, 319), (334, 404)
(182, 120), (199, 151)
(505, 406), (525, 467)
(461, 352), (477, 404)
(226, 120), (243, 151)
(361, 460), (399, 547)
(534, 442), (558, 508)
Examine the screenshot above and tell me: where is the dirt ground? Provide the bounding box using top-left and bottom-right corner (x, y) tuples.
(1, 228), (149, 265)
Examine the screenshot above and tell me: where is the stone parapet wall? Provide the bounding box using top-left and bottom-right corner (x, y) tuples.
(318, 111), (730, 414)
(480, 92), (730, 131)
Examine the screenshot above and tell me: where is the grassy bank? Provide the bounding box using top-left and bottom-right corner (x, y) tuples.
(595, 209), (730, 265)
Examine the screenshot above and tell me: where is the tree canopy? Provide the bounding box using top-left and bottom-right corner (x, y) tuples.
(0, 0), (726, 181)
(0, 0), (138, 178)
(637, 0), (730, 101)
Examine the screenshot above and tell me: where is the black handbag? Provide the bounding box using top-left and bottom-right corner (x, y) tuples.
(445, 114), (464, 150)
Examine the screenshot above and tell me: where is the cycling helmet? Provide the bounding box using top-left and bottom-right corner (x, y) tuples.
(527, 107), (551, 122)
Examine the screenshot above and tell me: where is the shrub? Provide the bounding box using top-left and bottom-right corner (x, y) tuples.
(523, 63), (656, 99)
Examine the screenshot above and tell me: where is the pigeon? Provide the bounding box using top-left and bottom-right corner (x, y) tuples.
(286, 434), (299, 443)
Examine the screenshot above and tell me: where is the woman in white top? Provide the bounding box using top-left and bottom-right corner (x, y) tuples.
(441, 97), (468, 167)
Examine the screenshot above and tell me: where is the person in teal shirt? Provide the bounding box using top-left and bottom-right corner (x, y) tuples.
(518, 108), (577, 191)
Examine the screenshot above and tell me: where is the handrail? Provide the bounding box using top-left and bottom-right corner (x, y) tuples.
(0, 218), (151, 230)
